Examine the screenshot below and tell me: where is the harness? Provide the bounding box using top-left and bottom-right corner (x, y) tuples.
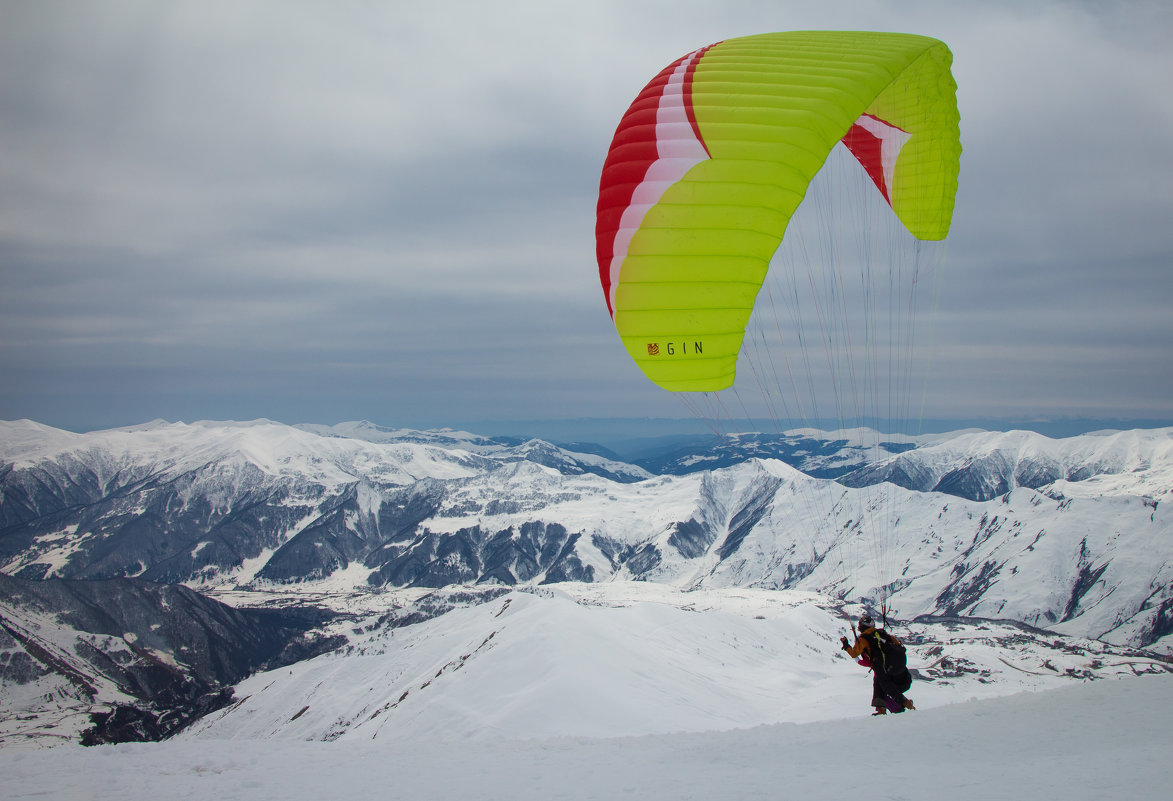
(866, 629), (905, 676)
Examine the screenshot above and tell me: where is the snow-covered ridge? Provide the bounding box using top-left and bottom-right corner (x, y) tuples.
(0, 573), (336, 746)
(0, 418), (650, 484)
(841, 426), (1173, 501)
(633, 424), (1173, 500)
(2, 419), (1171, 657)
(0, 418), (483, 485)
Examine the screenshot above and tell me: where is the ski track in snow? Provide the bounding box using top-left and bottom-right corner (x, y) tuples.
(1, 674), (1168, 801)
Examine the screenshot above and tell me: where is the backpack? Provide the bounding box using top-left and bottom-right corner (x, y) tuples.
(868, 629), (907, 676)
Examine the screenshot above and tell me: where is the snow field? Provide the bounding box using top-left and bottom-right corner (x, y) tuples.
(2, 673), (1169, 801)
(177, 584), (1169, 744)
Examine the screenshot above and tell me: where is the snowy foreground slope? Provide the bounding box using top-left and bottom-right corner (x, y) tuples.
(3, 584), (1171, 799)
(3, 673), (1170, 801)
(177, 584), (1171, 743)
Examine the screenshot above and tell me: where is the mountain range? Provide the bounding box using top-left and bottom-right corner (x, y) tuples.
(1, 417), (1170, 745)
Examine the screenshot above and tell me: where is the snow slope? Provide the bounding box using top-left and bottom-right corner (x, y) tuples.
(2, 672), (1168, 801)
(5, 581), (1170, 796)
(178, 584), (1170, 743)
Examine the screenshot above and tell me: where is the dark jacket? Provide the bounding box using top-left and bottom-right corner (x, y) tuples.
(843, 623), (901, 662)
(844, 624), (912, 707)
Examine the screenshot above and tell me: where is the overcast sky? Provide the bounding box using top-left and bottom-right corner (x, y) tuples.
(2, 0), (1170, 436)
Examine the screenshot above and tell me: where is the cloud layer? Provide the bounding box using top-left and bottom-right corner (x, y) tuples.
(2, 0), (1170, 432)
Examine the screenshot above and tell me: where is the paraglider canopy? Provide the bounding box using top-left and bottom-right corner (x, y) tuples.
(595, 31), (961, 392)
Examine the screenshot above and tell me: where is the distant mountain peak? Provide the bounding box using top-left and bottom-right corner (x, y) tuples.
(2, 419), (1170, 658)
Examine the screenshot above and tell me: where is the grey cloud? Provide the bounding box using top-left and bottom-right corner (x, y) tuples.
(2, 1), (1171, 433)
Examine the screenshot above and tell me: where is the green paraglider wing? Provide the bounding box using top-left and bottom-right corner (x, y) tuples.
(595, 31), (961, 391)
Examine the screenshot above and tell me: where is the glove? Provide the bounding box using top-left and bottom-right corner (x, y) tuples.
(840, 636), (850, 651)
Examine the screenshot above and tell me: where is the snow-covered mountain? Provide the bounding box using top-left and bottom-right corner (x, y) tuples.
(2, 418), (1172, 747)
(0, 574), (340, 745)
(296, 420), (652, 483)
(630, 427), (942, 478)
(0, 418), (646, 586)
(841, 427), (1173, 501)
(2, 419), (1169, 652)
